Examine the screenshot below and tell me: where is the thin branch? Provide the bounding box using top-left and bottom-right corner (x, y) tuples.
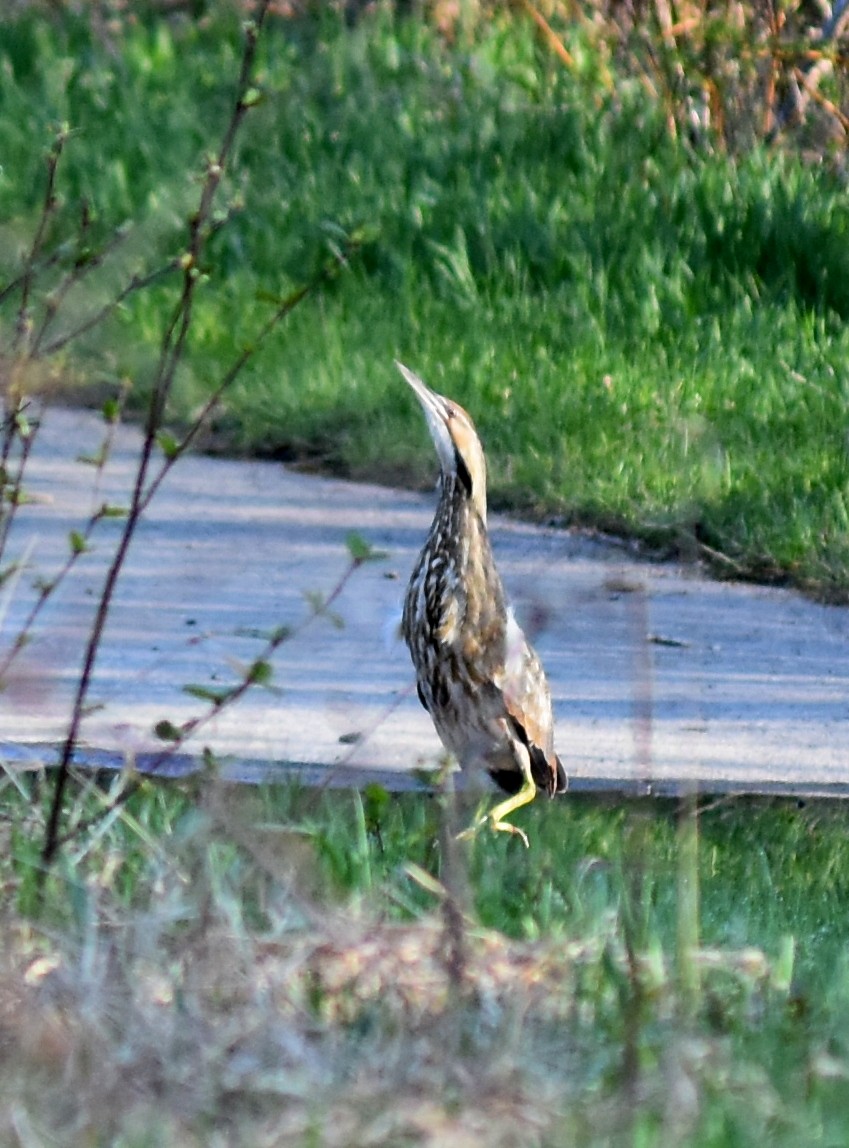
(39, 259), (179, 357)
(53, 554), (368, 850)
(762, 8), (779, 137)
(15, 130), (67, 355)
(41, 0), (274, 869)
(0, 498), (122, 685)
(769, 1), (849, 138)
(793, 64), (849, 134)
(822, 0), (849, 44)
(517, 0), (575, 68)
(140, 246), (357, 511)
(0, 407), (39, 567)
(29, 220), (134, 357)
(0, 241), (74, 308)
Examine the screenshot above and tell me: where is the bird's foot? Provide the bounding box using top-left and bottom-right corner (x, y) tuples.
(489, 817), (530, 848)
(456, 773), (536, 847)
(456, 814), (530, 849)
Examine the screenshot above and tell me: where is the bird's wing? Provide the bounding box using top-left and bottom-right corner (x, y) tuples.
(497, 609), (561, 794)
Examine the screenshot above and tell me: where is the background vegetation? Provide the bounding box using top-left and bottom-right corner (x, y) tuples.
(3, 0), (849, 593)
(3, 1), (849, 1143)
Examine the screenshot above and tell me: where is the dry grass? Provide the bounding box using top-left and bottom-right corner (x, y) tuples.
(0, 910), (574, 1145)
(2, 757), (842, 1148)
(0, 809), (789, 1147)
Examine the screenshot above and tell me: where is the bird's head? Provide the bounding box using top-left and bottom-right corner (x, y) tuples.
(396, 361), (488, 522)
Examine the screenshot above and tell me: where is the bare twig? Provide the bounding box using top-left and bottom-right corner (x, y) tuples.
(0, 407), (38, 566)
(516, 0), (575, 68)
(140, 251), (356, 511)
(29, 219), (135, 357)
(41, 1), (275, 869)
(0, 241), (74, 308)
(0, 385), (128, 682)
(770, 1), (849, 139)
(793, 65), (849, 135)
(39, 259), (181, 357)
(14, 129), (67, 355)
(52, 552), (369, 851)
(0, 503), (115, 686)
(676, 789), (701, 1013)
(762, 0), (782, 138)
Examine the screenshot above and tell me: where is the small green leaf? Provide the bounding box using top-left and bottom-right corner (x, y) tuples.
(102, 398), (120, 423)
(363, 783), (390, 816)
(182, 683), (230, 707)
(99, 503), (128, 518)
(346, 531), (382, 563)
(14, 412), (32, 439)
(772, 935), (796, 994)
(348, 223), (380, 246)
(304, 589), (324, 613)
(303, 590), (344, 629)
(241, 86), (263, 108)
(0, 563), (22, 588)
(247, 659), (273, 686)
(234, 625), (292, 644)
(69, 530), (88, 556)
(77, 446), (107, 467)
(153, 719), (181, 741)
(363, 783), (389, 836)
(156, 431), (180, 461)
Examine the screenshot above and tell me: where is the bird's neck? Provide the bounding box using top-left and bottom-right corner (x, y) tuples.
(431, 473), (494, 579)
(440, 470), (486, 525)
(428, 473), (505, 622)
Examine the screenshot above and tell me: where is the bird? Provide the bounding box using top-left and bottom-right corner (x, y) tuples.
(397, 361), (566, 845)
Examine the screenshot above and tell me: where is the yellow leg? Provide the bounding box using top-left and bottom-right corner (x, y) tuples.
(457, 759), (537, 848)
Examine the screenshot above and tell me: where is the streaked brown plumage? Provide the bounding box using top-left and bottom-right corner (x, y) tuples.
(398, 361), (566, 843)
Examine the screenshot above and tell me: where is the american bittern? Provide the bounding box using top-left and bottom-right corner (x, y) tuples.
(398, 362), (566, 845)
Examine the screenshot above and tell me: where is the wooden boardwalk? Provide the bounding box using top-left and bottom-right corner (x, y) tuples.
(3, 407), (849, 796)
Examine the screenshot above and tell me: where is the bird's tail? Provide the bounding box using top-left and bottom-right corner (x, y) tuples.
(553, 755), (568, 795)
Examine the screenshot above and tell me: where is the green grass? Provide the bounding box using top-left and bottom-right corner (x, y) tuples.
(4, 774), (849, 1144)
(2, 7), (849, 592)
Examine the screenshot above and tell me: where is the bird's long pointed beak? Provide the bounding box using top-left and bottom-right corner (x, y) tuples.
(395, 361), (446, 424)
(396, 360), (463, 482)
(395, 360), (455, 473)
